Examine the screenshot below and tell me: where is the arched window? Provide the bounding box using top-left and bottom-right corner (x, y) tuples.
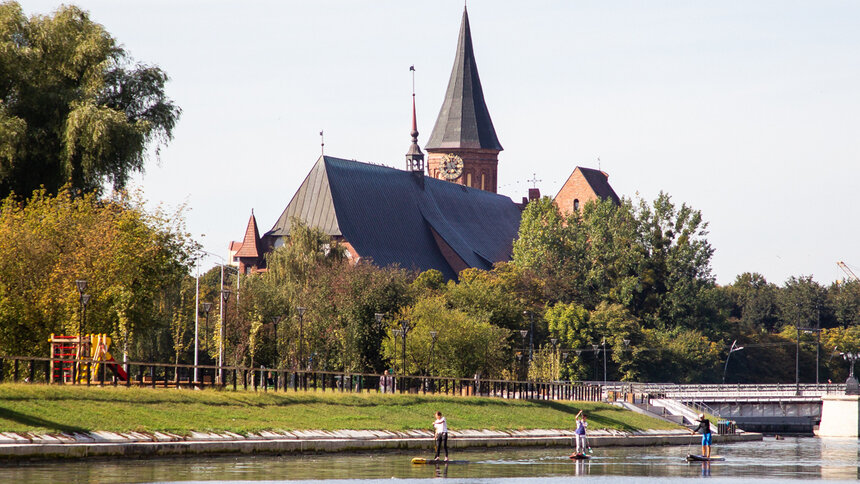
(573, 199), (580, 211)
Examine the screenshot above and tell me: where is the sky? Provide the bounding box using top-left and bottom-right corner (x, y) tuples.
(22, 1), (860, 285)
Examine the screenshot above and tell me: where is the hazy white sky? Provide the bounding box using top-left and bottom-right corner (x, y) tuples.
(23, 1), (860, 285)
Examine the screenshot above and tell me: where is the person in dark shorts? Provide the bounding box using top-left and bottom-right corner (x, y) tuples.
(433, 411), (448, 461)
(691, 413), (712, 458)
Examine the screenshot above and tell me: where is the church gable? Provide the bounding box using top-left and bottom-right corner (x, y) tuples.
(554, 166), (621, 216)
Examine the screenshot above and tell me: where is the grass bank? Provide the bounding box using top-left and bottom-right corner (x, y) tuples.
(0, 384), (678, 435)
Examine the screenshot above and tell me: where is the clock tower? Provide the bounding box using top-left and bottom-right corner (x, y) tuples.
(425, 7), (502, 193)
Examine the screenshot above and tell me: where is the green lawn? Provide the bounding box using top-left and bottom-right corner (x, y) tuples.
(0, 384), (679, 435)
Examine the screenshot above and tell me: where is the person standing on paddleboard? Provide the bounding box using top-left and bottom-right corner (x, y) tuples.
(691, 413), (712, 458)
(433, 411), (448, 461)
(574, 410), (589, 455)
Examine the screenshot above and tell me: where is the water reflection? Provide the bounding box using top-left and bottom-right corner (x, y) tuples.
(0, 436), (857, 483)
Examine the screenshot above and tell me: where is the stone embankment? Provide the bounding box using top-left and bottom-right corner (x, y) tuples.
(0, 428), (761, 460)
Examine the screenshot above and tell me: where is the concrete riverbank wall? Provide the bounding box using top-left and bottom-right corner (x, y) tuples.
(0, 429), (761, 461)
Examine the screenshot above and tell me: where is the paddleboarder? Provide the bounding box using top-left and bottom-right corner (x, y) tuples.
(433, 411), (448, 462)
(574, 410), (589, 456)
(690, 413), (712, 459)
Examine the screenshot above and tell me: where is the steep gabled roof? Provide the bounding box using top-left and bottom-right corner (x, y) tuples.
(576, 167), (621, 205)
(425, 7), (502, 152)
(235, 212), (262, 258)
(266, 156), (521, 280)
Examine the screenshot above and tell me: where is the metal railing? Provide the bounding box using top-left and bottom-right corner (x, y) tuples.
(603, 382), (847, 398)
(0, 356), (603, 402)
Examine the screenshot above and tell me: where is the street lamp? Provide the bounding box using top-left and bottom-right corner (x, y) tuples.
(296, 307), (306, 370)
(75, 280), (87, 336)
(270, 314), (282, 367)
(392, 329), (402, 374)
(842, 352), (860, 395)
(550, 338), (558, 380)
(219, 289), (232, 384)
(592, 343), (600, 381)
(602, 337), (607, 386)
(519, 330), (529, 380)
(721, 340), (744, 384)
(398, 320), (412, 376)
(197, 302), (213, 382)
(428, 330), (439, 375)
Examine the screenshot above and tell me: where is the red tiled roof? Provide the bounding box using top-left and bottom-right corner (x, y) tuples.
(234, 213), (261, 258)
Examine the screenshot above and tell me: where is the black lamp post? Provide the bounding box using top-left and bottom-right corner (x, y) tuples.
(219, 289), (231, 384)
(392, 329), (402, 374)
(398, 319), (412, 376)
(201, 302), (213, 350)
(270, 314), (282, 367)
(296, 307), (306, 370)
(429, 330), (438, 375)
(592, 343), (600, 381)
(550, 338), (558, 380)
(519, 330), (528, 380)
(75, 280), (87, 336)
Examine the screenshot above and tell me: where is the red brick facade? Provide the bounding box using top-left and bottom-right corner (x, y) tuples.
(426, 149), (500, 193)
(554, 167), (617, 216)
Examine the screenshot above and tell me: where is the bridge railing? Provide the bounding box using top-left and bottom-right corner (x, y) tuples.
(603, 382), (847, 397)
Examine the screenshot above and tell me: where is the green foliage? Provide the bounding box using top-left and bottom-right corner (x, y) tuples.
(0, 2), (180, 198)
(446, 267), (525, 330)
(383, 296), (510, 378)
(0, 188), (195, 358)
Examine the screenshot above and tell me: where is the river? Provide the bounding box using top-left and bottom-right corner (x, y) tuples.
(0, 436), (857, 483)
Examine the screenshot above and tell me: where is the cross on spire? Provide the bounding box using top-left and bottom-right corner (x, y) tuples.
(528, 173), (542, 189)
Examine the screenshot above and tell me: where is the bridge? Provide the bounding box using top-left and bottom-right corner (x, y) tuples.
(604, 382), (851, 434)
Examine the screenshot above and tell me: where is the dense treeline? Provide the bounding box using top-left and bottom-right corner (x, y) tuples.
(2, 188), (860, 384)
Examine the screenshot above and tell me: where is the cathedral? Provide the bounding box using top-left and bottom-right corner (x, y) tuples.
(230, 7), (619, 280)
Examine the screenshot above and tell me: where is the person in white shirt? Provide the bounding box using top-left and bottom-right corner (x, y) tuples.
(574, 410), (589, 455)
(433, 411), (448, 461)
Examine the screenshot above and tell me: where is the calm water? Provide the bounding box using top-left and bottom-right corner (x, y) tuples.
(0, 436), (857, 483)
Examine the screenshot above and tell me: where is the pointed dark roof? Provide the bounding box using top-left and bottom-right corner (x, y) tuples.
(235, 212), (262, 258)
(425, 8), (502, 152)
(266, 156), (521, 280)
(576, 167), (621, 205)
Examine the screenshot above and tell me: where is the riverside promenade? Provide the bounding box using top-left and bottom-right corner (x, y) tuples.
(0, 428), (760, 460)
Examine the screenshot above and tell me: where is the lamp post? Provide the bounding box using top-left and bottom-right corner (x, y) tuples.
(75, 280), (87, 336)
(602, 337), (607, 386)
(296, 307), (306, 370)
(592, 343), (600, 381)
(842, 352), (860, 395)
(428, 330), (438, 376)
(398, 320), (412, 376)
(722, 340), (744, 384)
(271, 314), (282, 368)
(550, 338), (558, 380)
(219, 289), (231, 384)
(392, 329), (402, 374)
(197, 302), (212, 382)
(523, 311), (535, 362)
(519, 330), (528, 380)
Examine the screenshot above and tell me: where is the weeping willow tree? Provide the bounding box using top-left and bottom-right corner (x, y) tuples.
(0, 2), (180, 198)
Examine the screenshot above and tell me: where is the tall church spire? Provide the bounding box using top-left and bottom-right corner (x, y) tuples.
(425, 7), (502, 151)
(425, 7), (502, 193)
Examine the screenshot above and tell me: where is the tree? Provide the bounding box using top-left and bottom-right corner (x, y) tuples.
(0, 2), (180, 198)
(383, 296), (510, 378)
(724, 272), (780, 332)
(0, 188), (194, 358)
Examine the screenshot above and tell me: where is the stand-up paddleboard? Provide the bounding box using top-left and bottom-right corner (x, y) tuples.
(686, 454), (725, 462)
(411, 458), (468, 465)
(569, 453), (591, 460)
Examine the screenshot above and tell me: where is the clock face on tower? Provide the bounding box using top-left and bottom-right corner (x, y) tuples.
(439, 153), (464, 180)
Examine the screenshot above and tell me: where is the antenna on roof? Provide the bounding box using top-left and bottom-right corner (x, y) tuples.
(320, 130), (325, 156)
(597, 156), (601, 171)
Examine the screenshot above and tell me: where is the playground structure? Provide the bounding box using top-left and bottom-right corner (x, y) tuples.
(49, 333), (128, 383)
